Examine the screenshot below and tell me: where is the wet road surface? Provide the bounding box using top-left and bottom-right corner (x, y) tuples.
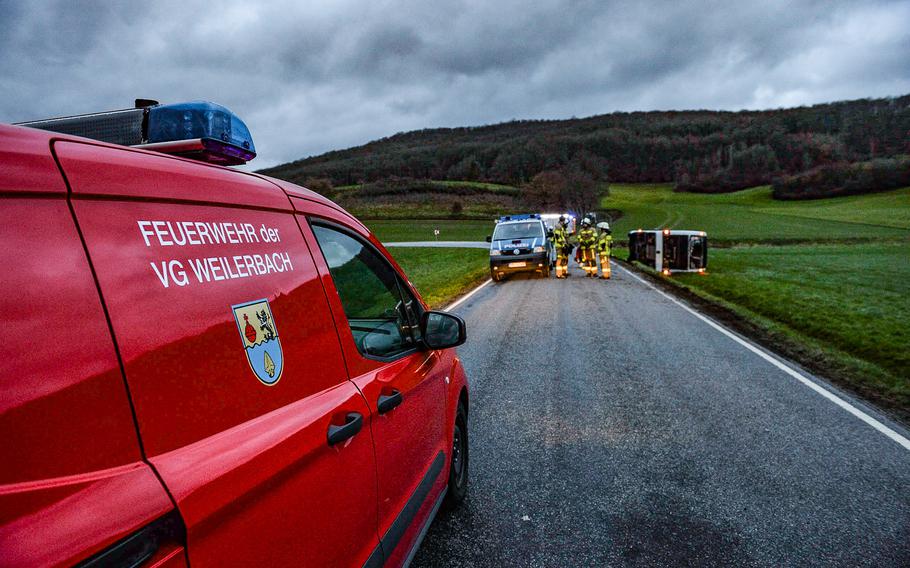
(413, 262), (910, 567)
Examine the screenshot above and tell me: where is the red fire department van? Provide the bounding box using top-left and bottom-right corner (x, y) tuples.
(0, 101), (470, 567)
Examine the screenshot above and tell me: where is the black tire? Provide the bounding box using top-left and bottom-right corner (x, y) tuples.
(491, 271), (500, 282)
(443, 403), (468, 511)
(542, 263), (551, 278)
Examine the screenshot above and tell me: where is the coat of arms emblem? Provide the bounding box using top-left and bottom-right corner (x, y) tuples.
(232, 298), (284, 385)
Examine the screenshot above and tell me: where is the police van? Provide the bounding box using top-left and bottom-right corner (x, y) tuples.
(628, 228), (708, 275)
(485, 213), (552, 281)
(1, 100), (471, 567)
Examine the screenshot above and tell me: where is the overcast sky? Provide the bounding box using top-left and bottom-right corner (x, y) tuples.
(2, 0), (908, 169)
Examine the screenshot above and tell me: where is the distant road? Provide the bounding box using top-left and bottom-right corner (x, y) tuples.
(383, 241), (489, 249)
(413, 262), (910, 567)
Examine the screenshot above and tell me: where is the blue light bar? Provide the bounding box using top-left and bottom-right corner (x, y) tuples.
(146, 101), (256, 164)
(16, 99), (257, 166)
(498, 213), (541, 223)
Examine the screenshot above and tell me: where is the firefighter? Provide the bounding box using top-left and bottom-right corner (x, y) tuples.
(577, 217), (598, 277)
(552, 216), (571, 279)
(596, 221), (613, 279)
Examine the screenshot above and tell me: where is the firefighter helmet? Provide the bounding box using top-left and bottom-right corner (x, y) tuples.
(596, 221), (610, 231)
(581, 217), (592, 227)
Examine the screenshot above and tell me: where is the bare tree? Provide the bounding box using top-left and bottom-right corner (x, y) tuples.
(561, 168), (599, 216)
(304, 177), (335, 198)
(524, 171), (567, 210)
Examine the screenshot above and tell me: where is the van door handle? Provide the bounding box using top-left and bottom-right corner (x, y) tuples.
(377, 390), (403, 414)
(327, 412), (363, 446)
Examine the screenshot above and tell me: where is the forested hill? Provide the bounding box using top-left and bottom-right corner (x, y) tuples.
(259, 95), (910, 197)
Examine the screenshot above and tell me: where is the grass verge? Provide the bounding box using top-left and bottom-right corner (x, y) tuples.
(387, 247), (490, 308)
(367, 219), (494, 242)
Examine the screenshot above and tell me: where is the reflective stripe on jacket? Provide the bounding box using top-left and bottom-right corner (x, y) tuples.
(597, 234), (613, 253)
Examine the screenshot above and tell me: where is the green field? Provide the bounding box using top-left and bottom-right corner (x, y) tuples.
(337, 180), (518, 194)
(604, 184), (910, 243)
(343, 201), (505, 220)
(365, 183), (910, 244)
(669, 242), (910, 410)
(334, 180), (520, 220)
(368, 219), (494, 242)
(386, 247), (490, 308)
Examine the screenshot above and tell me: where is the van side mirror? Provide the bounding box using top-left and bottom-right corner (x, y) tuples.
(421, 311), (466, 350)
(485, 235), (492, 242)
(547, 229), (554, 238)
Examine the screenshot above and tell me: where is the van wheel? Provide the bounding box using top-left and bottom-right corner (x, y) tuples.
(542, 264), (551, 278)
(491, 272), (502, 282)
(443, 404), (468, 511)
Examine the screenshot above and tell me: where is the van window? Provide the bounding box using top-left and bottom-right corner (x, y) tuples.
(312, 225), (417, 359)
(493, 222), (544, 241)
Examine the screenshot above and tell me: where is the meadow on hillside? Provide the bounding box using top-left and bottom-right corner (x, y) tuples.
(604, 184), (910, 243)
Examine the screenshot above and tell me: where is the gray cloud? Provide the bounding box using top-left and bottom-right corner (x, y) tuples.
(1, 0), (908, 169)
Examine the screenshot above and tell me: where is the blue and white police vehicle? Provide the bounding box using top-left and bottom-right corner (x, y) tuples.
(485, 214), (552, 281)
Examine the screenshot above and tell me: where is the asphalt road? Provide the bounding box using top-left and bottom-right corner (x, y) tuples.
(412, 262), (910, 567)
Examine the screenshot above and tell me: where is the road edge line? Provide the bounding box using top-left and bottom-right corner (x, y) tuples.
(613, 261), (910, 452)
(444, 279), (493, 312)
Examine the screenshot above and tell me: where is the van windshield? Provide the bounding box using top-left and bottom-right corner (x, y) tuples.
(493, 222), (544, 241)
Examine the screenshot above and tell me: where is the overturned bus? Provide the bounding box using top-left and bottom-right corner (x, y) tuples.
(628, 229), (708, 275)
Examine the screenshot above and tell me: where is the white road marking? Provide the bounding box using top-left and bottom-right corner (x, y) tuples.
(613, 261), (910, 451)
(444, 279), (493, 312)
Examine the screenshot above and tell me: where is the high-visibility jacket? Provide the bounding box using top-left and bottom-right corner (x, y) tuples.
(553, 225), (569, 249)
(578, 228), (597, 250)
(597, 233), (613, 255)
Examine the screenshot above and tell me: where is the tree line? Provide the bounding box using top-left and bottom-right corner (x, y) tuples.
(260, 94), (910, 200)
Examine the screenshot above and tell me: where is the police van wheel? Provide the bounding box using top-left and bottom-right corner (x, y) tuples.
(491, 272), (502, 282)
(542, 264), (551, 278)
(443, 403), (469, 511)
